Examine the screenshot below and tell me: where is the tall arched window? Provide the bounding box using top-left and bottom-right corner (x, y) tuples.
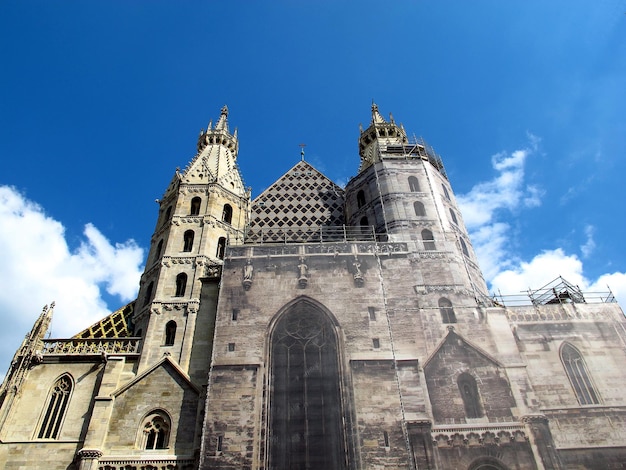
(441, 184), (451, 200)
(143, 282), (154, 307)
(457, 373), (482, 418)
(449, 208), (458, 224)
(222, 204), (233, 224)
(38, 374), (73, 439)
(421, 229), (435, 251)
(356, 190), (366, 208)
(269, 300), (346, 469)
(414, 201), (426, 216)
(183, 230), (194, 252)
(561, 343), (600, 405)
(139, 410), (171, 450)
(163, 206), (172, 225)
(190, 197), (201, 216)
(460, 238), (469, 257)
(439, 297), (456, 323)
(155, 239), (164, 261)
(408, 176), (420, 192)
(164, 321), (176, 346)
(216, 237), (226, 259)
(175, 273), (187, 297)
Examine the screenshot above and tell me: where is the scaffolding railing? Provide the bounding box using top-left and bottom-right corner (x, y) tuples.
(490, 276), (617, 307)
(380, 136), (447, 179)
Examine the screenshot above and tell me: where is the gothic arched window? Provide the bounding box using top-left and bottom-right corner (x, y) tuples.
(143, 282), (154, 307)
(164, 206), (172, 225)
(561, 343), (600, 405)
(421, 229), (435, 251)
(408, 176), (420, 192)
(269, 301), (346, 470)
(216, 237), (226, 260)
(139, 410), (171, 450)
(460, 238), (469, 257)
(457, 373), (482, 418)
(38, 374), (73, 439)
(449, 208), (458, 224)
(439, 297), (456, 324)
(190, 197), (201, 216)
(441, 184), (451, 201)
(222, 204), (233, 224)
(164, 321), (176, 346)
(183, 230), (195, 252)
(356, 190), (366, 208)
(175, 273), (187, 297)
(155, 239), (164, 261)
(414, 201), (426, 217)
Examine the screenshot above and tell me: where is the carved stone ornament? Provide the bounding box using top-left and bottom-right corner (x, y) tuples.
(77, 448), (103, 459)
(297, 257), (308, 288)
(352, 258), (364, 287)
(242, 259), (253, 290)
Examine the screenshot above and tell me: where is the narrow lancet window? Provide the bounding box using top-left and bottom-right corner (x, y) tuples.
(561, 343), (600, 405)
(414, 201), (426, 216)
(190, 197), (201, 216)
(457, 373), (482, 418)
(439, 297), (456, 323)
(183, 230), (194, 252)
(356, 190), (366, 208)
(164, 320), (176, 346)
(421, 229), (435, 251)
(216, 237), (226, 259)
(175, 273), (187, 297)
(38, 374), (72, 439)
(408, 176), (420, 192)
(222, 204), (233, 224)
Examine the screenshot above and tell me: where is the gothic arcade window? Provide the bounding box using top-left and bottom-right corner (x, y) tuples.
(190, 197), (201, 216)
(408, 176), (420, 192)
(561, 343), (600, 405)
(269, 301), (346, 470)
(414, 201), (426, 217)
(175, 273), (187, 297)
(421, 229), (435, 251)
(183, 230), (195, 252)
(457, 373), (482, 418)
(164, 321), (176, 346)
(222, 204), (233, 224)
(356, 190), (366, 208)
(216, 237), (226, 260)
(140, 410), (170, 450)
(37, 374), (72, 439)
(439, 297), (456, 324)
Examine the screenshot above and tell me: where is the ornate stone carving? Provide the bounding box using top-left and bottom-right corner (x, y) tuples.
(77, 448), (103, 459)
(297, 257), (308, 288)
(352, 257), (364, 287)
(242, 259), (253, 290)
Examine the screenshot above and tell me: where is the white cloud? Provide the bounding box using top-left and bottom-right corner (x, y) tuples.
(458, 140), (626, 307)
(0, 186), (144, 377)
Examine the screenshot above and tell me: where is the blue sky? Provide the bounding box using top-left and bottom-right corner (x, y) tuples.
(1, 1), (625, 375)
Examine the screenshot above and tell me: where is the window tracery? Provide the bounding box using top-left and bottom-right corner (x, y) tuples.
(37, 374), (72, 439)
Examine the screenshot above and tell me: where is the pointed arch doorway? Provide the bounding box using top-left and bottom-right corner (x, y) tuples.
(268, 298), (347, 470)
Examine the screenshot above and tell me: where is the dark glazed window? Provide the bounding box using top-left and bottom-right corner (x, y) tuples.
(421, 229), (435, 251)
(143, 282), (154, 307)
(441, 184), (451, 200)
(155, 239), (164, 261)
(216, 237), (226, 259)
(457, 373), (482, 418)
(356, 190), (366, 208)
(183, 230), (194, 252)
(414, 201), (426, 216)
(561, 343), (600, 405)
(269, 301), (346, 470)
(449, 208), (458, 224)
(175, 273), (187, 297)
(38, 374), (72, 439)
(408, 176), (420, 192)
(438, 297), (456, 324)
(460, 238), (469, 257)
(222, 204), (233, 224)
(190, 197), (201, 216)
(141, 411), (170, 450)
(164, 321), (176, 346)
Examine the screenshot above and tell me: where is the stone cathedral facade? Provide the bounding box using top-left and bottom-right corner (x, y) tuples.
(1, 105), (626, 470)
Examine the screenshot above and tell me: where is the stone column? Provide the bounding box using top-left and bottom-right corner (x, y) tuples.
(76, 449), (102, 470)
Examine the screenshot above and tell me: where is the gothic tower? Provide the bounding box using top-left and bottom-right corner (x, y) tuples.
(134, 105), (250, 382)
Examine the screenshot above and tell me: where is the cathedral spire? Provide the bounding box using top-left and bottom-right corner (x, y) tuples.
(215, 105), (229, 131)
